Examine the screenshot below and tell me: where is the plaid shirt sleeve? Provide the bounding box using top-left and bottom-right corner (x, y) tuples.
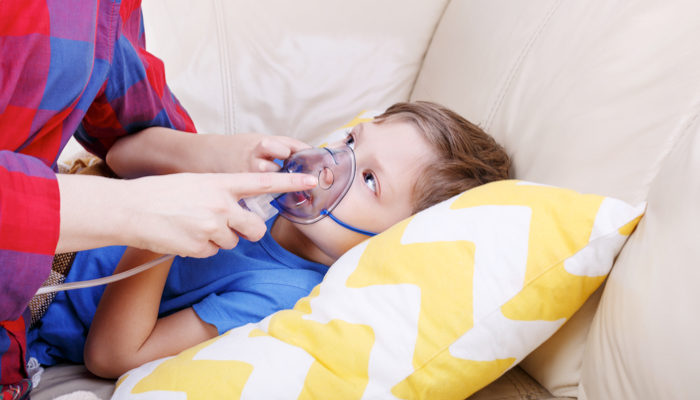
(0, 0), (196, 322)
(0, 152), (59, 322)
(74, 0), (197, 158)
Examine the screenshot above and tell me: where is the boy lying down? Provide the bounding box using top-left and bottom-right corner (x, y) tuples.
(27, 102), (510, 378)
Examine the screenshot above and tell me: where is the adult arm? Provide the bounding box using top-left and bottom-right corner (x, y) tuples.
(55, 171), (317, 257)
(0, 152), (317, 320)
(105, 127), (311, 178)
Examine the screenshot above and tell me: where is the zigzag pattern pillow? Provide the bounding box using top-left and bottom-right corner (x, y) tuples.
(112, 180), (644, 400)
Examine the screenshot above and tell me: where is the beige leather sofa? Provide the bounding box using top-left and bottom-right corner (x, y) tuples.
(33, 0), (700, 399)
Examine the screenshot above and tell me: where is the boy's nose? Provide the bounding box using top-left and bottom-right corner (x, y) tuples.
(319, 167), (334, 189)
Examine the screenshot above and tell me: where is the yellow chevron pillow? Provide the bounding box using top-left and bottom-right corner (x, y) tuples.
(112, 180), (644, 400)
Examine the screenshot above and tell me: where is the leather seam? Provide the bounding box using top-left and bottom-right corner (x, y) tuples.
(220, 2), (237, 134)
(483, 0), (564, 132)
(636, 102), (700, 204)
(213, 0), (234, 135)
(408, 0), (453, 101)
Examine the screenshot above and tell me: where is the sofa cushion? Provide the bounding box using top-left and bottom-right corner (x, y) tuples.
(111, 180), (643, 400)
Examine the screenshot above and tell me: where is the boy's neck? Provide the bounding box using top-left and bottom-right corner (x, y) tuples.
(270, 217), (335, 266)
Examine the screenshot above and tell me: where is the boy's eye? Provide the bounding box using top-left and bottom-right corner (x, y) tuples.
(345, 132), (355, 149)
(363, 172), (377, 193)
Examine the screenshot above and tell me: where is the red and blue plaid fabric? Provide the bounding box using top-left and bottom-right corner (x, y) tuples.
(0, 378), (31, 400)
(0, 309), (30, 398)
(0, 0), (196, 388)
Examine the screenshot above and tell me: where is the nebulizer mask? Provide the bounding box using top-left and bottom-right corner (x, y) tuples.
(36, 145), (376, 295)
(239, 145), (378, 236)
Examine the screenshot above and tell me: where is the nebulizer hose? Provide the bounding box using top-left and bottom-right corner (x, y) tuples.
(35, 254), (175, 295)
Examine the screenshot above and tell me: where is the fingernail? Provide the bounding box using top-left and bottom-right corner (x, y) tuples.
(304, 175), (318, 186)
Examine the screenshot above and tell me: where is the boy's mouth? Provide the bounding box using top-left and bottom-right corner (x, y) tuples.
(289, 190), (312, 207)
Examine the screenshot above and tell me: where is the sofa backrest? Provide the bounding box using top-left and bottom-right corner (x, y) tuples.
(411, 0), (700, 398)
(141, 0), (449, 144)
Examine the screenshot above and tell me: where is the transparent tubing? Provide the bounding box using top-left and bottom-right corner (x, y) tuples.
(35, 254), (175, 295)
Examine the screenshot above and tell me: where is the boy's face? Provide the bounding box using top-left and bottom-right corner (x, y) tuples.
(295, 120), (435, 261)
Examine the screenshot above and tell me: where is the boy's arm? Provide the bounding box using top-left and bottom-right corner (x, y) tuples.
(84, 247), (219, 379)
(105, 127), (311, 178)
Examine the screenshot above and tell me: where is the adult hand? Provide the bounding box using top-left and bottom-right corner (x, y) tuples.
(243, 133), (312, 172)
(55, 171), (317, 257)
(106, 128), (311, 178)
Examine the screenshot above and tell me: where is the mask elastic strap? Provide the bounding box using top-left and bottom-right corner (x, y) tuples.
(320, 209), (378, 237)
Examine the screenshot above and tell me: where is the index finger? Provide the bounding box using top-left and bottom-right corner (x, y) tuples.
(227, 172), (318, 199)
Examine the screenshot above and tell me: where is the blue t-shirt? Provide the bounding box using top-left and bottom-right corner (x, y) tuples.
(28, 217), (328, 366)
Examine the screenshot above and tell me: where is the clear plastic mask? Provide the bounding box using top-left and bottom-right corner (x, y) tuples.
(274, 145), (356, 224)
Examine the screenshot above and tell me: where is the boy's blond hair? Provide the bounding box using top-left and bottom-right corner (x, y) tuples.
(374, 101), (511, 213)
